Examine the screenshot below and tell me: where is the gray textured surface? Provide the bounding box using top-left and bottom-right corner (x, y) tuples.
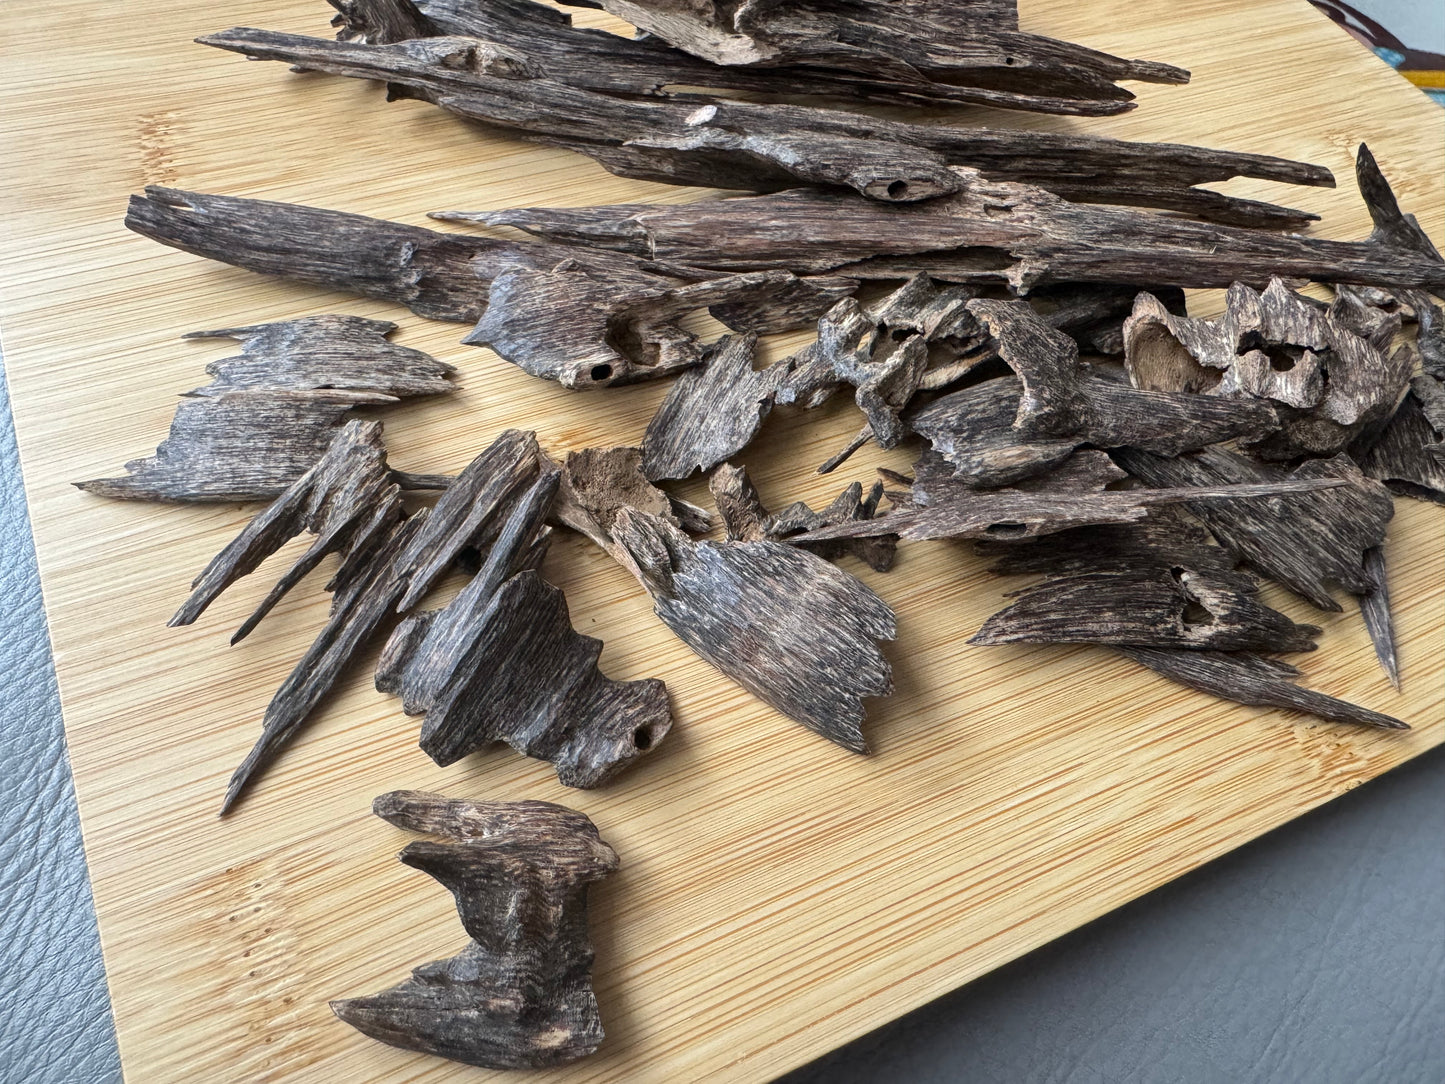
(0, 359), (122, 1084)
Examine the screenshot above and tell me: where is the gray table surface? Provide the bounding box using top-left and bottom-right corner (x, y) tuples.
(2, 5), (1444, 1076)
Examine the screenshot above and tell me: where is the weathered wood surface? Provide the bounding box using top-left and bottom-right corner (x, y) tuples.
(0, 1), (1441, 1082)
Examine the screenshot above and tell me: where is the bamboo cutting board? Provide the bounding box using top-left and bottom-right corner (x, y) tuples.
(1, 0), (1442, 1080)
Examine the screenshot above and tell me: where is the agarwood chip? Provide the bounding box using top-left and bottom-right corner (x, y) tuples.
(1112, 448), (1393, 612)
(392, 429), (541, 610)
(641, 333), (780, 480)
(378, 470), (672, 785)
(470, 147), (1444, 293)
(791, 468), (1347, 544)
(75, 316), (454, 502)
(978, 506), (1235, 577)
(1351, 376), (1445, 503)
(332, 791), (619, 1069)
(553, 446), (679, 550)
(907, 371), (1278, 489)
(1119, 648), (1408, 730)
(971, 567), (1320, 652)
(1358, 545), (1399, 690)
(609, 509), (895, 752)
(554, 0), (1188, 116)
(709, 463), (897, 572)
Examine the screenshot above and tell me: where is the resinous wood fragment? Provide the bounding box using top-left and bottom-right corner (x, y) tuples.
(1351, 376), (1445, 503)
(75, 316), (455, 502)
(1119, 648), (1408, 730)
(332, 790), (618, 1069)
(641, 334), (781, 481)
(971, 567), (1320, 652)
(553, 446), (680, 551)
(466, 265), (835, 388)
(472, 147), (1445, 292)
(205, 25), (1328, 224)
(164, 421), (422, 812)
(709, 463), (897, 572)
(978, 507), (1236, 577)
(608, 509), (896, 752)
(378, 471), (672, 786)
(1113, 447), (1394, 612)
(554, 0), (1188, 116)
(1359, 545), (1400, 690)
(907, 370), (1279, 490)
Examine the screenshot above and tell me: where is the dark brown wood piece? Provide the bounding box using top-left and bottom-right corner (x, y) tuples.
(332, 790), (619, 1068)
(377, 470), (673, 785)
(607, 510), (895, 752)
(709, 463), (897, 572)
(977, 507), (1236, 577)
(471, 147), (1445, 292)
(1351, 376), (1445, 503)
(1358, 545), (1400, 690)
(972, 567), (1320, 652)
(203, 25), (1327, 224)
(1113, 448), (1394, 612)
(555, 0), (1188, 116)
(1119, 648), (1408, 730)
(75, 316), (455, 502)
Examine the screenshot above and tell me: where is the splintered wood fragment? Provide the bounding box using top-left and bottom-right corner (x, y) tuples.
(163, 421), (422, 813)
(1358, 545), (1400, 690)
(392, 429), (541, 610)
(709, 463), (897, 572)
(378, 471), (672, 785)
(466, 266), (837, 387)
(609, 510), (895, 752)
(204, 25), (1326, 223)
(332, 791), (618, 1069)
(978, 507), (1236, 577)
(553, 446), (680, 551)
(1113, 448), (1394, 612)
(75, 316), (455, 502)
(553, 0), (1187, 116)
(971, 568), (1320, 652)
(641, 334), (779, 480)
(791, 470), (1347, 544)
(907, 371), (1278, 489)
(1124, 277), (1414, 457)
(471, 147), (1445, 292)
(1351, 377), (1445, 503)
(1119, 648), (1408, 730)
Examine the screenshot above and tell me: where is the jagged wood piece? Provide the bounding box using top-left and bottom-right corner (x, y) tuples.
(972, 567), (1320, 652)
(75, 316), (454, 502)
(908, 371), (1278, 490)
(792, 466), (1347, 544)
(555, 0), (1187, 116)
(377, 470), (673, 786)
(1351, 376), (1445, 503)
(332, 791), (619, 1069)
(1120, 649), (1408, 730)
(978, 507), (1236, 577)
(164, 421), (423, 812)
(1358, 545), (1400, 690)
(124, 188), (849, 370)
(471, 146), (1445, 293)
(1113, 448), (1394, 612)
(553, 446), (682, 552)
(1123, 277), (1414, 458)
(204, 25), (1327, 224)
(641, 334), (779, 480)
(709, 463), (897, 572)
(609, 510), (895, 752)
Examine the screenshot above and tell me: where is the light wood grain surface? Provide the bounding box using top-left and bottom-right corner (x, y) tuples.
(1, 1), (1442, 1081)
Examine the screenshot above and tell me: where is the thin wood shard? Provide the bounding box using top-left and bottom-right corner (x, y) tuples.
(332, 790), (619, 1069)
(1113, 447), (1394, 611)
(75, 316), (455, 502)
(377, 469), (673, 786)
(709, 463), (897, 572)
(1119, 648), (1408, 730)
(553, 0), (1188, 115)
(469, 146), (1444, 292)
(641, 334), (779, 480)
(1352, 375), (1445, 503)
(609, 510), (895, 752)
(1358, 545), (1400, 690)
(977, 507), (1236, 577)
(972, 568), (1320, 652)
(203, 24), (1327, 223)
